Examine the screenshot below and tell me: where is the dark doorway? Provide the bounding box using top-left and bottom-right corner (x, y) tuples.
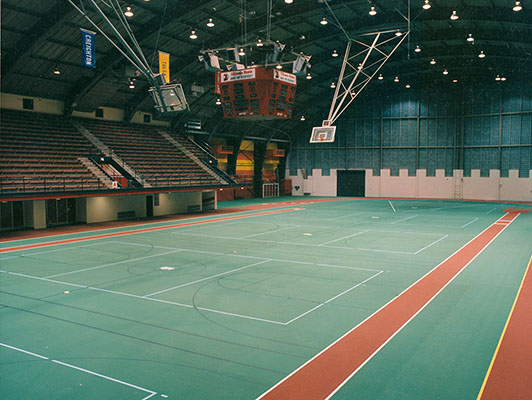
(337, 170), (365, 197)
(46, 198), (77, 227)
(146, 195), (154, 217)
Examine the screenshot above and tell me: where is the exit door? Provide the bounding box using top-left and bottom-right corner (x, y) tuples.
(337, 170), (365, 197)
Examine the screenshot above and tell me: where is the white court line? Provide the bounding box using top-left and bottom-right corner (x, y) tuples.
(327, 212), (362, 221)
(0, 343), (159, 399)
(413, 235), (449, 254)
(240, 226), (298, 239)
(113, 241), (383, 272)
(195, 306), (286, 325)
(388, 201), (397, 213)
(486, 208), (497, 214)
(3, 268), (287, 324)
(45, 250), (183, 278)
(357, 248), (415, 255)
(284, 271), (384, 325)
(317, 230), (369, 246)
(461, 217), (479, 228)
(144, 259), (272, 297)
(391, 215), (418, 224)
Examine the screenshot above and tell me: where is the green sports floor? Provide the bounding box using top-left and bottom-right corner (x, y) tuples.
(0, 197), (530, 399)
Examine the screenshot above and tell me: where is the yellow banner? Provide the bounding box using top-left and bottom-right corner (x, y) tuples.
(158, 51), (170, 84)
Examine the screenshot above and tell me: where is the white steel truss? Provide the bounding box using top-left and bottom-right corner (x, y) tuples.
(324, 30), (409, 126)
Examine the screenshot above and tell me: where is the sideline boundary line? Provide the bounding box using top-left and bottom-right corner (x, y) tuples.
(257, 211), (521, 400)
(476, 255), (532, 400)
(0, 208), (299, 254)
(0, 343), (159, 399)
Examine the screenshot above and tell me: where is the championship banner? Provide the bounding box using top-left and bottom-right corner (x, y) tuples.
(159, 51), (170, 84)
(80, 28), (96, 69)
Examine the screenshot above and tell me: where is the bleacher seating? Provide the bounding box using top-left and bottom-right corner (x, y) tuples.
(0, 110), (104, 192)
(78, 118), (221, 187)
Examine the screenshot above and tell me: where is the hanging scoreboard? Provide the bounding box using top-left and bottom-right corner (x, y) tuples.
(215, 67), (297, 120)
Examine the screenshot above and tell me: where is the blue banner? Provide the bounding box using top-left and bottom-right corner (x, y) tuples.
(80, 28), (96, 68)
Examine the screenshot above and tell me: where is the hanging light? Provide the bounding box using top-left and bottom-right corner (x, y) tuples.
(414, 45), (421, 53)
(285, 0), (294, 3)
(238, 48), (246, 56)
(443, 69), (449, 75)
(331, 49), (339, 57)
(215, 98), (221, 105)
(405, 83), (411, 89)
(128, 79), (135, 89)
(422, 0), (431, 10)
(206, 18), (215, 27)
(467, 33), (475, 42)
(478, 50), (486, 58)
(369, 5), (377, 16)
(189, 30), (198, 40)
(320, 17), (328, 25)
(300, 115), (306, 121)
(394, 76), (399, 82)
(256, 38), (264, 47)
(276, 63), (283, 69)
(450, 10), (459, 20)
(53, 67), (61, 75)
(378, 73), (384, 80)
(124, 6), (134, 17)
(395, 31), (402, 36)
(306, 72), (312, 80)
(330, 82), (336, 88)
(501, 77), (507, 81)
(495, 75), (501, 81)
(430, 58), (436, 65)
(452, 79), (458, 83)
(513, 1), (523, 12)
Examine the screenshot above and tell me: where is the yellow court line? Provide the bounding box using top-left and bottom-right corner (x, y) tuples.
(476, 254), (532, 400)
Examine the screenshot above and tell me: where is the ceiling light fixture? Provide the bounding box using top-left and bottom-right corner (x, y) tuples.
(285, 0), (294, 4)
(369, 5), (377, 16)
(405, 83), (411, 89)
(238, 48), (245, 56)
(453, 79), (458, 83)
(124, 6), (134, 17)
(443, 69), (449, 75)
(450, 10), (459, 20)
(501, 77), (507, 81)
(395, 31), (402, 36)
(216, 98), (221, 105)
(320, 17), (328, 25)
(257, 38), (264, 47)
(495, 75), (501, 81)
(53, 67), (61, 75)
(189, 30), (198, 40)
(306, 72), (312, 80)
(513, 1), (523, 12)
(478, 50), (486, 58)
(128, 80), (135, 89)
(414, 45), (421, 53)
(467, 33), (474, 42)
(330, 82), (336, 88)
(206, 18), (215, 27)
(300, 115), (306, 121)
(423, 0), (431, 10)
(332, 49), (339, 57)
(430, 58), (436, 65)
(394, 76), (400, 82)
(276, 63), (283, 69)
(378, 73), (383, 80)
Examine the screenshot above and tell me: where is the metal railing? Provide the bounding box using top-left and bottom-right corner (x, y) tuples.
(0, 175), (229, 194)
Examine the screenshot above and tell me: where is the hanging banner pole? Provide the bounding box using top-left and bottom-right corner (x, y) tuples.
(80, 28), (96, 69)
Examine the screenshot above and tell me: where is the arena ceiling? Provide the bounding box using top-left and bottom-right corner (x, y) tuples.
(1, 0), (531, 140)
